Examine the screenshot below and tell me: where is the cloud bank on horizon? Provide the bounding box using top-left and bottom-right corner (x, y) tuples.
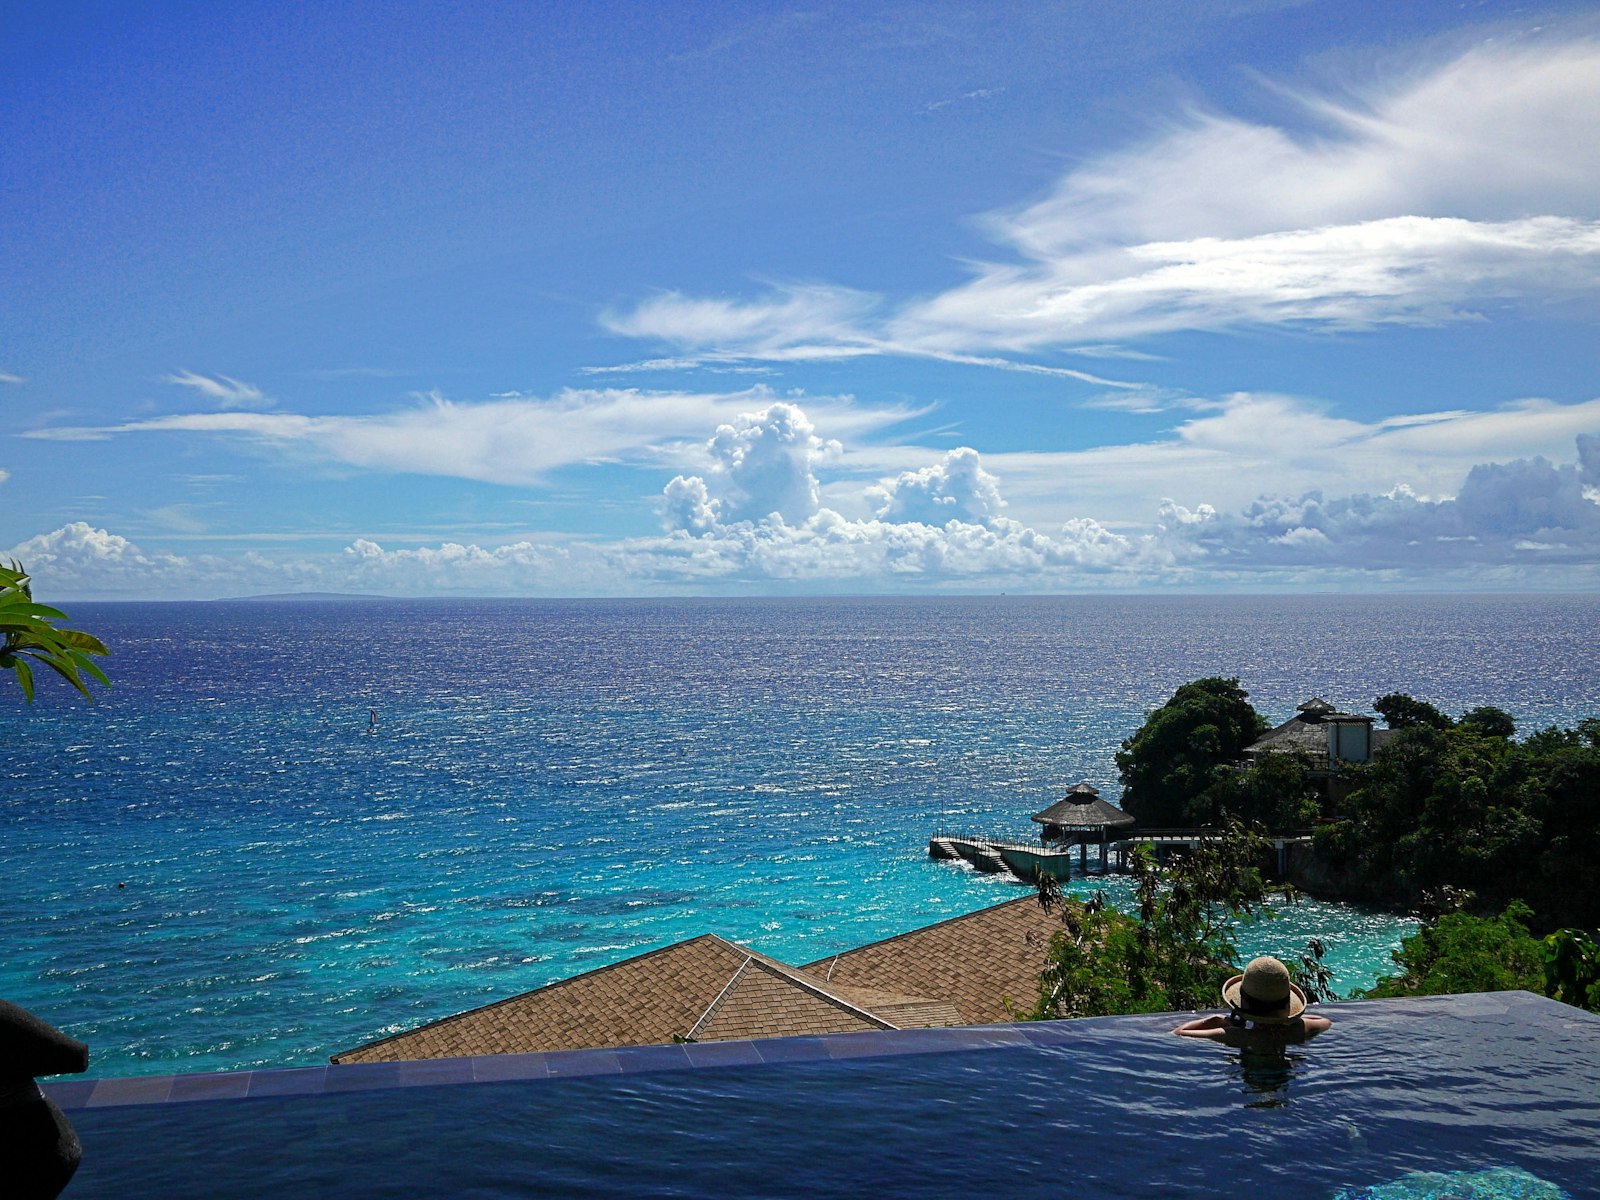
(5, 20), (1600, 598)
(14, 394), (1600, 596)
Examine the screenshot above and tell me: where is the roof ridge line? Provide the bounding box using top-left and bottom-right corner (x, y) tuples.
(741, 957), (899, 1030)
(687, 955), (754, 1041)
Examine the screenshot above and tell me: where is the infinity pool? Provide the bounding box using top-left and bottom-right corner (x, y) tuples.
(50, 992), (1600, 1199)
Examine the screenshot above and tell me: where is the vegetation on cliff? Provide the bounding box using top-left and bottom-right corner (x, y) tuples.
(1315, 700), (1600, 934)
(1031, 819), (1276, 1019)
(1068, 682), (1600, 1017)
(1114, 677), (1268, 826)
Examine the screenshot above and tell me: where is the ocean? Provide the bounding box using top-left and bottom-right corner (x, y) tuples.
(4, 593), (1596, 1078)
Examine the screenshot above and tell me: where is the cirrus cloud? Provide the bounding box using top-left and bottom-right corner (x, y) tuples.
(606, 37), (1600, 363)
(23, 387), (919, 488)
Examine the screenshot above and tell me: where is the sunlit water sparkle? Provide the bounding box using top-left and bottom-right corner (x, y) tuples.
(4, 594), (1596, 1077)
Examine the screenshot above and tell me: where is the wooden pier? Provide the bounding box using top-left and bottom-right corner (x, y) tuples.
(931, 828), (1315, 880)
(1114, 829), (1314, 876)
(928, 835), (1116, 881)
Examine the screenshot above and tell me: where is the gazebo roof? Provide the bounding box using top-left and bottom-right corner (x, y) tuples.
(1296, 697), (1338, 717)
(1030, 783), (1135, 829)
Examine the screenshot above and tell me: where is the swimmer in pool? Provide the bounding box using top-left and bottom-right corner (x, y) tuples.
(1173, 956), (1332, 1047)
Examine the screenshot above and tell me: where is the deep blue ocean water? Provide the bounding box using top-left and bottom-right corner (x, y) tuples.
(4, 594), (1597, 1079)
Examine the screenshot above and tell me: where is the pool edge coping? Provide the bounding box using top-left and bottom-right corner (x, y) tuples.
(45, 990), (1592, 1111)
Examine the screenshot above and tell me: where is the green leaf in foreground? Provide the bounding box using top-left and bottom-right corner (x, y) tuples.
(0, 560), (110, 702)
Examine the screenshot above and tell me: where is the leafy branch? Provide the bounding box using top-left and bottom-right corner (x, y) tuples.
(0, 561), (110, 701)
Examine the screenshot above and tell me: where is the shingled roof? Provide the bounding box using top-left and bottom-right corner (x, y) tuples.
(1245, 698), (1391, 769)
(332, 896), (1054, 1064)
(802, 895), (1059, 1026)
(332, 931), (964, 1064)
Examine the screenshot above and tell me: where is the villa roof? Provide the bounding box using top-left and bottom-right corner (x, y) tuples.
(1244, 699), (1392, 768)
(332, 896), (1055, 1064)
(1030, 784), (1135, 830)
(332, 935), (902, 1064)
(802, 895), (1060, 1026)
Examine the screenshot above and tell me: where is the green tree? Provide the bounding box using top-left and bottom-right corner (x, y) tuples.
(1373, 692), (1453, 730)
(1543, 929), (1600, 1012)
(1363, 900), (1545, 998)
(1459, 705), (1516, 739)
(0, 561), (109, 701)
(1031, 819), (1275, 1018)
(1115, 678), (1266, 826)
(1328, 705), (1600, 932)
(1204, 749), (1321, 832)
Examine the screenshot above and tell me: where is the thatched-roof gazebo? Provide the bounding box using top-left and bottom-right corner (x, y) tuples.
(1031, 782), (1135, 873)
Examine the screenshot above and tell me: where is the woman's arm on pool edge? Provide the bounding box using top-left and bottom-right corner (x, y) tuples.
(1172, 1014), (1231, 1039)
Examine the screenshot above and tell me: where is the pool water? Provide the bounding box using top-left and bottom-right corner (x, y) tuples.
(51, 991), (1600, 1199)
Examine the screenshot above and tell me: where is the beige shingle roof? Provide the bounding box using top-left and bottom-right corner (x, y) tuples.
(332, 896), (1058, 1064)
(802, 895), (1058, 1026)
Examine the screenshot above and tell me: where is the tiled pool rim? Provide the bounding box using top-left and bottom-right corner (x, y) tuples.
(45, 990), (1599, 1112)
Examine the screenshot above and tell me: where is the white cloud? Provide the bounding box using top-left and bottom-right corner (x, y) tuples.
(606, 38), (1600, 361)
(163, 370), (273, 409)
(661, 402), (843, 529)
(891, 216), (1600, 350)
(700, 402), (839, 524)
(8, 522), (196, 593)
(869, 447), (1006, 525)
(0, 371), (25, 385)
(340, 537), (576, 591)
(656, 401), (1144, 583)
(950, 393), (1600, 530)
(1152, 444), (1600, 570)
(24, 387), (916, 489)
(13, 400), (1600, 598)
(603, 287), (881, 359)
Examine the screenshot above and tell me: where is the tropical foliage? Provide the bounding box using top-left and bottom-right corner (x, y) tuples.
(1314, 698), (1600, 933)
(1362, 899), (1546, 999)
(1543, 928), (1600, 1012)
(1203, 748), (1322, 832)
(1030, 819), (1276, 1019)
(1114, 677), (1267, 826)
(0, 560), (109, 701)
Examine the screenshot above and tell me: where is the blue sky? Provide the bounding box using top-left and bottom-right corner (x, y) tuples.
(4, 1), (1599, 598)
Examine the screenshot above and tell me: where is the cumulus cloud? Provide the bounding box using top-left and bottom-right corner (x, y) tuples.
(654, 401), (1143, 584)
(8, 522), (197, 594)
(1153, 442), (1600, 569)
(662, 402), (841, 527)
(164, 370), (273, 409)
(953, 393), (1600, 532)
(12, 406), (1600, 598)
(869, 447), (1006, 525)
(5, 523), (609, 600)
(1578, 433), (1600, 489)
(339, 538), (576, 591)
(649, 400), (1600, 586)
(607, 38), (1600, 361)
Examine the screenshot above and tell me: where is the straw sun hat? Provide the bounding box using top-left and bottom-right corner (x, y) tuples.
(1222, 956), (1307, 1023)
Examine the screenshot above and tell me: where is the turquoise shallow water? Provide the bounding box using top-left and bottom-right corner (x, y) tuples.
(3, 594), (1596, 1077)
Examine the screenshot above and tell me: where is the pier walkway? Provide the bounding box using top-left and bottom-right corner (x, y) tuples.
(930, 828), (1316, 880)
